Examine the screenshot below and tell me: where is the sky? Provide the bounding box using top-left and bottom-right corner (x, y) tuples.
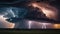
(0, 7), (29, 28)
(0, 0), (60, 29)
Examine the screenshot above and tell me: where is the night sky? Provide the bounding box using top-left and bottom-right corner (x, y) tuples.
(0, 0), (60, 29)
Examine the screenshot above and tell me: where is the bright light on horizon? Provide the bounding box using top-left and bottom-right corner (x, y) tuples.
(0, 15), (15, 28)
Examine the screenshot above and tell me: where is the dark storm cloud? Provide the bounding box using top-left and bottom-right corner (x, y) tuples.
(0, 6), (29, 21)
(0, 7), (27, 17)
(0, 7), (15, 17)
(0, 7), (29, 28)
(0, 0), (56, 4)
(0, 0), (31, 4)
(0, 0), (60, 28)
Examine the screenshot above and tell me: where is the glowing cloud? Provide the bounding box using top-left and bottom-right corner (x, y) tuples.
(29, 2), (58, 20)
(0, 15), (15, 28)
